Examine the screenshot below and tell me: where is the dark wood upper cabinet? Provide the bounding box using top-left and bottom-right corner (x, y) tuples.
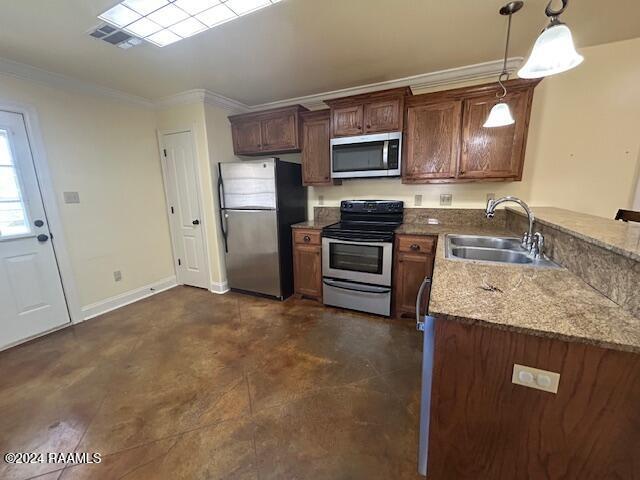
(459, 90), (530, 180)
(326, 87), (411, 138)
(364, 98), (402, 133)
(301, 110), (332, 186)
(332, 105), (364, 137)
(231, 119), (262, 155)
(403, 100), (462, 182)
(229, 105), (308, 156)
(402, 78), (539, 184)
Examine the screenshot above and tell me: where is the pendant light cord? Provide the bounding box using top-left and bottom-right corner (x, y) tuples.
(497, 11), (513, 99)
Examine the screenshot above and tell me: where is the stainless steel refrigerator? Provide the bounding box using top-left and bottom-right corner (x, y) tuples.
(217, 158), (306, 300)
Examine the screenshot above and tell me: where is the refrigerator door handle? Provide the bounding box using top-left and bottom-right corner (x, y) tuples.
(217, 173), (228, 253)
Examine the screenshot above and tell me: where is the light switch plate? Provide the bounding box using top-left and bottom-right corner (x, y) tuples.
(63, 191), (80, 204)
(414, 194), (422, 206)
(512, 364), (560, 394)
(318, 195), (324, 206)
(113, 270), (122, 282)
(440, 194), (452, 206)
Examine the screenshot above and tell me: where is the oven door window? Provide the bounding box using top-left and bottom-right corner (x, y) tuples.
(329, 242), (383, 274)
(332, 142), (385, 172)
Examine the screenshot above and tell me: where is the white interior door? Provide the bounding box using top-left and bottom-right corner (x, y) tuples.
(162, 131), (209, 289)
(0, 111), (70, 350)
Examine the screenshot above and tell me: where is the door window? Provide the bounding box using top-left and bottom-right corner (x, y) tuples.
(330, 242), (383, 274)
(0, 129), (30, 238)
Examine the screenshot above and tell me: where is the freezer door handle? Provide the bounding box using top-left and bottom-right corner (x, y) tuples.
(416, 277), (432, 331)
(218, 173), (228, 253)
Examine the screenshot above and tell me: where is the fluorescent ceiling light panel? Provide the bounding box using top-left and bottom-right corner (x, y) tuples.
(197, 4), (237, 27)
(173, 0), (221, 15)
(146, 29), (182, 46)
(98, 0), (282, 47)
(225, 0), (270, 16)
(123, 0), (169, 16)
(99, 4), (141, 27)
(169, 16), (207, 37)
(147, 4), (190, 27)
(124, 17), (163, 37)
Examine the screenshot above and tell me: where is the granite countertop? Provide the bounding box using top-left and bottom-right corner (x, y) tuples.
(508, 206), (640, 262)
(425, 225), (640, 354)
(291, 220), (336, 230)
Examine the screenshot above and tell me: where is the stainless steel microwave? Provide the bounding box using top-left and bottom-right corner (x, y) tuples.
(330, 132), (402, 179)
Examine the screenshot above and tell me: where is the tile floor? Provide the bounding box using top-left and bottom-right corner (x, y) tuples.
(0, 286), (423, 479)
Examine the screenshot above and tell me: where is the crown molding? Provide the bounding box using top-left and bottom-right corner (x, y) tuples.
(0, 56), (155, 109)
(154, 88), (249, 113)
(246, 57), (524, 111)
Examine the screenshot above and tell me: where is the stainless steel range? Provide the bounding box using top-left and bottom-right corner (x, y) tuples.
(321, 200), (403, 316)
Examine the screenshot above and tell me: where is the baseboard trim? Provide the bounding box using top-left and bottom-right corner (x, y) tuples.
(210, 280), (230, 294)
(80, 276), (178, 322)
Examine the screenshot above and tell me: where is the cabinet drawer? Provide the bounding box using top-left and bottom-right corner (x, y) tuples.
(294, 229), (321, 245)
(397, 235), (435, 254)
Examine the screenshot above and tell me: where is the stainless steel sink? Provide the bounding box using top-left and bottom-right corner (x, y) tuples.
(445, 235), (559, 268)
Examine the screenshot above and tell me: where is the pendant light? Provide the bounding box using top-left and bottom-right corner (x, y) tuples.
(518, 0), (584, 78)
(483, 1), (523, 128)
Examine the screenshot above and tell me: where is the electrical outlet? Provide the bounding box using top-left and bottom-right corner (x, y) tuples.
(318, 195), (324, 206)
(63, 191), (80, 204)
(486, 193), (495, 202)
(414, 194), (422, 207)
(512, 364), (560, 394)
(113, 270), (122, 282)
(439, 194), (452, 206)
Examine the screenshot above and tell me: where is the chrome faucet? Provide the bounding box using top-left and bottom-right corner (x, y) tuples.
(485, 196), (543, 256)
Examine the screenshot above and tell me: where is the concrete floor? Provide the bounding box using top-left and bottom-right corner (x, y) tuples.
(0, 286), (423, 480)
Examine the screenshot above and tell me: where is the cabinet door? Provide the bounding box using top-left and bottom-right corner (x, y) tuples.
(302, 114), (331, 186)
(364, 98), (401, 133)
(293, 244), (322, 299)
(394, 252), (433, 316)
(332, 105), (364, 137)
(459, 90), (529, 179)
(232, 120), (262, 154)
(261, 112), (298, 151)
(403, 101), (461, 182)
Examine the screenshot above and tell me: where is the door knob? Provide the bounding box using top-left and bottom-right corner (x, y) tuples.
(37, 234), (49, 242)
(192, 219), (200, 225)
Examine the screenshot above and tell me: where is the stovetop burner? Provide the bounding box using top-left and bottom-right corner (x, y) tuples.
(322, 200), (404, 242)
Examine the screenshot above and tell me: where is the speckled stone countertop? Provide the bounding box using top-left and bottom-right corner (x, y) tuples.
(508, 206), (640, 262)
(424, 225), (640, 354)
(291, 220), (335, 230)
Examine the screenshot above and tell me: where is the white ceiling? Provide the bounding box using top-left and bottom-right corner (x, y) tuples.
(1, 0), (639, 105)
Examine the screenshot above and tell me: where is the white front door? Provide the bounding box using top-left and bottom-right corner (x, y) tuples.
(0, 111), (70, 350)
(162, 131), (209, 289)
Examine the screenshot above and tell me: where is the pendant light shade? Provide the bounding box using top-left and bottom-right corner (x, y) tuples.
(483, 102), (515, 128)
(518, 22), (583, 78)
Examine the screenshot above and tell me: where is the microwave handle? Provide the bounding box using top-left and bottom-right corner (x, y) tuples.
(382, 140), (389, 169)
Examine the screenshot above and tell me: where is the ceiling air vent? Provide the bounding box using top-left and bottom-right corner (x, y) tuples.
(88, 23), (142, 49)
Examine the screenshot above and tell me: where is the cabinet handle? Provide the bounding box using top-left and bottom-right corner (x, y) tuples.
(303, 235), (311, 243)
(357, 125), (362, 130)
(410, 244), (420, 251)
(366, 124), (371, 129)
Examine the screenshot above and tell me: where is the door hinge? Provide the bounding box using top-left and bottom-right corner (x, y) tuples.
(170, 206), (174, 214)
(163, 149), (167, 157)
(178, 258), (181, 266)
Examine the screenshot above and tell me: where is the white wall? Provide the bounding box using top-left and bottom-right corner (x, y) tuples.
(0, 75), (175, 309)
(308, 38), (640, 219)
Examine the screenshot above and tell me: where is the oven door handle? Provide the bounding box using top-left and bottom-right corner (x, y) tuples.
(323, 279), (391, 295)
(323, 233), (392, 243)
(382, 140), (389, 169)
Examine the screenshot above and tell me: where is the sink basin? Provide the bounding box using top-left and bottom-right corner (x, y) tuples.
(450, 247), (533, 264)
(445, 235), (559, 268)
(449, 235), (522, 250)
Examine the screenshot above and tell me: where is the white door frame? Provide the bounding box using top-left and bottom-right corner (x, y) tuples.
(156, 127), (212, 290)
(0, 98), (82, 324)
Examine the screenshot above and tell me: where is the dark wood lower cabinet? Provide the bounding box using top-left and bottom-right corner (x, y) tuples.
(292, 229), (322, 300)
(428, 319), (640, 479)
(393, 234), (436, 318)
